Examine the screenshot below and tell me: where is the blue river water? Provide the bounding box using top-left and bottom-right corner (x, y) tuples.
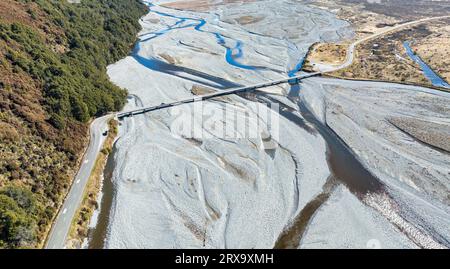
(137, 1), (263, 71)
(132, 42), (240, 89)
(288, 57), (306, 77)
(134, 1), (304, 81)
(403, 41), (450, 88)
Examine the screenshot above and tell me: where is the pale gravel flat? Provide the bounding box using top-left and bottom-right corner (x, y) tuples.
(104, 0), (353, 248)
(101, 0), (450, 249)
(301, 77), (450, 247)
(300, 185), (418, 249)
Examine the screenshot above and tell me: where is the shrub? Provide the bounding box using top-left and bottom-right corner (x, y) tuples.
(0, 187), (37, 248)
(0, 0), (146, 248)
(1, 0), (147, 129)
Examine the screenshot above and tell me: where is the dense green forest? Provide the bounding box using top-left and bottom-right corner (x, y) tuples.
(0, 0), (146, 248)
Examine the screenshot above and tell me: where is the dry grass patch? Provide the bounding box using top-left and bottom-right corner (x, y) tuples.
(304, 43), (347, 71)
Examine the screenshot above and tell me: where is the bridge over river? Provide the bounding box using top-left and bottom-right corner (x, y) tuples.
(117, 72), (321, 119)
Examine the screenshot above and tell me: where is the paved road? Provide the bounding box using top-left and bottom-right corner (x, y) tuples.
(44, 73), (318, 249)
(319, 15), (450, 73)
(119, 16), (450, 119)
(44, 15), (450, 249)
(45, 115), (111, 249)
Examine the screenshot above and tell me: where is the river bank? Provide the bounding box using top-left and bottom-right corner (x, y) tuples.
(93, 0), (352, 248)
(88, 0), (450, 249)
(65, 119), (118, 249)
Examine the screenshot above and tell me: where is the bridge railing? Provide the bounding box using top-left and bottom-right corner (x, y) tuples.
(117, 72), (321, 119)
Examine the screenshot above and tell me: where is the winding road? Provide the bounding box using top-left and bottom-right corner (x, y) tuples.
(44, 11), (450, 249)
(315, 15), (450, 73)
(45, 115), (111, 249)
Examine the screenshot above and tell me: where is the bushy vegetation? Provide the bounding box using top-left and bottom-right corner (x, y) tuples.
(0, 185), (38, 248)
(3, 0), (146, 125)
(0, 0), (146, 248)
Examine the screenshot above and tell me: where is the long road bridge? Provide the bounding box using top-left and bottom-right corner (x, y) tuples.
(117, 72), (320, 119)
(46, 15), (450, 249)
(116, 15), (450, 120)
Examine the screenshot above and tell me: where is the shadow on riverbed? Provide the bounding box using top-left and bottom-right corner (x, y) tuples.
(274, 176), (338, 249)
(241, 89), (384, 195)
(133, 51), (241, 89)
(250, 86), (385, 248)
(89, 82), (385, 249)
(294, 95), (384, 195)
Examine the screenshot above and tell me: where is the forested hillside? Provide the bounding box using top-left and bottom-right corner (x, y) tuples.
(0, 0), (146, 248)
